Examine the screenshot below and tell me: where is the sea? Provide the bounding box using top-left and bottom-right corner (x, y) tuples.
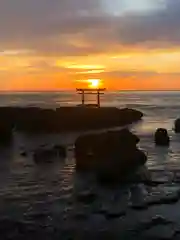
(1, 91), (180, 238)
(1, 90), (180, 169)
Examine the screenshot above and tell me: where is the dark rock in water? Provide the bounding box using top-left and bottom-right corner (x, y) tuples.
(174, 118), (180, 133)
(0, 107), (143, 133)
(96, 149), (147, 185)
(154, 128), (170, 146)
(140, 225), (175, 240)
(40, 144), (47, 147)
(75, 129), (148, 184)
(53, 145), (66, 158)
(73, 211), (88, 220)
(104, 208), (126, 219)
(148, 192), (180, 206)
(20, 151), (28, 157)
(77, 191), (97, 204)
(134, 215), (172, 234)
(146, 215), (172, 226)
(0, 123), (12, 146)
(131, 203), (148, 211)
(33, 148), (59, 163)
(173, 172), (180, 183)
(77, 104), (99, 108)
(75, 129), (140, 172)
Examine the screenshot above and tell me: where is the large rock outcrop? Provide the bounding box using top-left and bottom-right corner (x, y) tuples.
(0, 107), (143, 134)
(75, 129), (148, 184)
(0, 122), (12, 146)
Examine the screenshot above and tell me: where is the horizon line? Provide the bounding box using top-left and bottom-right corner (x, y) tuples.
(1, 89), (180, 93)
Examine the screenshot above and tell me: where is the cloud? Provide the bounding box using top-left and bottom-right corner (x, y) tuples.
(116, 1), (180, 47)
(0, 0), (180, 57)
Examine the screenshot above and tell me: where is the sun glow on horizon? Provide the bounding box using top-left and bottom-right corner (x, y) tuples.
(87, 79), (102, 88)
(75, 79), (103, 89)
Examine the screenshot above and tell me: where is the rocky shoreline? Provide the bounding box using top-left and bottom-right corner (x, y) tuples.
(1, 107), (180, 239)
(0, 106), (142, 136)
(1, 174), (180, 240)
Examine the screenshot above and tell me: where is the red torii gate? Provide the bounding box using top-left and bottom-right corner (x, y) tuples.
(76, 88), (106, 108)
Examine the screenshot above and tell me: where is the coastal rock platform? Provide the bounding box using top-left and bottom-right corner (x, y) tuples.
(0, 106), (143, 134)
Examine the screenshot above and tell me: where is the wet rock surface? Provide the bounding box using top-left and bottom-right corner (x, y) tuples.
(0, 122), (13, 145)
(155, 128), (170, 146)
(174, 118), (180, 133)
(140, 224), (175, 240)
(75, 129), (148, 185)
(20, 151), (28, 157)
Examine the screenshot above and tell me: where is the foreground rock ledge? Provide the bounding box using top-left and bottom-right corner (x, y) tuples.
(0, 107), (143, 134)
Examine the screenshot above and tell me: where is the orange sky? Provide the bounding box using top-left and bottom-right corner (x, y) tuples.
(1, 49), (180, 91)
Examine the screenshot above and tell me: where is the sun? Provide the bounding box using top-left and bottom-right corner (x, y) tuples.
(87, 79), (101, 88)
(75, 79), (103, 89)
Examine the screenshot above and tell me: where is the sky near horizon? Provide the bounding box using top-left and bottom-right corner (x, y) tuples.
(1, 0), (180, 90)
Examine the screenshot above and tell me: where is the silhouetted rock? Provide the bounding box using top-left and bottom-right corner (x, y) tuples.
(20, 151), (28, 157)
(131, 203), (148, 210)
(174, 118), (180, 133)
(134, 215), (172, 235)
(97, 149), (147, 185)
(140, 225), (175, 240)
(40, 144), (47, 147)
(104, 208), (126, 219)
(33, 148), (59, 163)
(147, 192), (180, 206)
(75, 129), (148, 184)
(77, 191), (97, 204)
(75, 129), (140, 172)
(154, 128), (170, 146)
(53, 145), (66, 158)
(0, 123), (12, 146)
(0, 107), (143, 134)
